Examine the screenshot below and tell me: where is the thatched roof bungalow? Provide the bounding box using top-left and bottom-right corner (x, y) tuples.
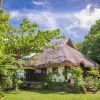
(29, 39), (96, 68)
(24, 39), (97, 83)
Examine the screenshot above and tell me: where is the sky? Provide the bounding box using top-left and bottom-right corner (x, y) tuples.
(2, 0), (100, 41)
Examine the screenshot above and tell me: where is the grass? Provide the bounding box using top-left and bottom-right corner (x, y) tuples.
(2, 90), (100, 100)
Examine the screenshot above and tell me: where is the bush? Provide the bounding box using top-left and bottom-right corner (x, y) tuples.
(43, 82), (66, 91)
(0, 91), (4, 97)
(63, 67), (86, 93)
(87, 68), (99, 77)
(43, 72), (66, 91)
(84, 76), (99, 93)
(0, 54), (23, 91)
(0, 87), (4, 99)
(44, 67), (99, 93)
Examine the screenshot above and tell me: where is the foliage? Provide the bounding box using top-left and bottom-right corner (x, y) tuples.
(0, 8), (10, 93)
(0, 8), (62, 92)
(84, 76), (99, 92)
(0, 8), (10, 53)
(76, 19), (100, 64)
(70, 67), (83, 79)
(67, 67), (100, 93)
(44, 67), (86, 93)
(45, 82), (66, 91)
(0, 54), (23, 91)
(43, 72), (66, 91)
(69, 67), (86, 93)
(0, 8), (10, 33)
(63, 69), (67, 77)
(4, 18), (62, 58)
(63, 67), (83, 78)
(87, 68), (99, 77)
(44, 72), (52, 83)
(63, 67), (84, 86)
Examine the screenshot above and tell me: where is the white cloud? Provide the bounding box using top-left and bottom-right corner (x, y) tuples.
(10, 11), (21, 19)
(27, 11), (58, 29)
(10, 4), (100, 34)
(10, 11), (58, 30)
(33, 0), (45, 6)
(65, 4), (100, 32)
(74, 4), (92, 29)
(32, 0), (48, 7)
(74, 4), (100, 29)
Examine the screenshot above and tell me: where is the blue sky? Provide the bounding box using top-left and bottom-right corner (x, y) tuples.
(3, 0), (100, 41)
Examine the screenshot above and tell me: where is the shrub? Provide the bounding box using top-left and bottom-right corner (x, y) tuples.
(44, 66), (99, 93)
(63, 67), (86, 93)
(87, 68), (99, 77)
(44, 82), (66, 91)
(84, 76), (99, 93)
(0, 54), (23, 91)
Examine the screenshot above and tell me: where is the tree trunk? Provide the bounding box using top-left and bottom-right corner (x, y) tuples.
(12, 70), (18, 91)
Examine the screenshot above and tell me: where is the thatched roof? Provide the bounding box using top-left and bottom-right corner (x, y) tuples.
(29, 39), (97, 68)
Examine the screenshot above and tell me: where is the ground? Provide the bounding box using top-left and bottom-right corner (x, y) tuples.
(2, 90), (100, 100)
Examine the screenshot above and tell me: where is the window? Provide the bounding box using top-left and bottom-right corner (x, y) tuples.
(41, 68), (47, 74)
(52, 67), (58, 74)
(34, 68), (47, 74)
(64, 66), (71, 71)
(35, 69), (41, 74)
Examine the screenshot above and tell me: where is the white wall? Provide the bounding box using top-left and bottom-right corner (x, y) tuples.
(47, 66), (65, 82)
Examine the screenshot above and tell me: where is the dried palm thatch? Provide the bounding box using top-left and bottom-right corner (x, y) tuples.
(28, 39), (97, 68)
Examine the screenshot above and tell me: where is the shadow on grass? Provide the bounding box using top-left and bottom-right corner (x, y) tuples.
(21, 89), (80, 95)
(4, 89), (92, 95)
(21, 89), (59, 94)
(4, 90), (21, 94)
(21, 89), (87, 95)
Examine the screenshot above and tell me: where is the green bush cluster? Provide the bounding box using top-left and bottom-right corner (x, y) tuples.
(87, 68), (99, 77)
(0, 54), (23, 91)
(44, 82), (66, 91)
(84, 76), (100, 92)
(44, 67), (100, 93)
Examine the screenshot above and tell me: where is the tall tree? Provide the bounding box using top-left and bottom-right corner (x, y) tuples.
(5, 18), (62, 58)
(0, 9), (62, 91)
(76, 20), (100, 64)
(0, 8), (10, 53)
(0, 8), (11, 93)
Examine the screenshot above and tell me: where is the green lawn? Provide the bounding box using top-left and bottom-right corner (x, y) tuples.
(3, 90), (100, 100)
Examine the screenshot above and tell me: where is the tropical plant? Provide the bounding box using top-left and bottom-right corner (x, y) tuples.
(63, 67), (86, 93)
(4, 18), (62, 58)
(70, 67), (86, 93)
(84, 76), (99, 93)
(0, 7), (63, 92)
(76, 19), (100, 64)
(0, 8), (10, 94)
(0, 54), (23, 91)
(87, 68), (99, 77)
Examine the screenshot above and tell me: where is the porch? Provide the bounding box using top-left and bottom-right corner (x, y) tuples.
(24, 68), (47, 83)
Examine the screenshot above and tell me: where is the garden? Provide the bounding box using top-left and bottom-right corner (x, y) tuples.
(0, 1), (100, 100)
